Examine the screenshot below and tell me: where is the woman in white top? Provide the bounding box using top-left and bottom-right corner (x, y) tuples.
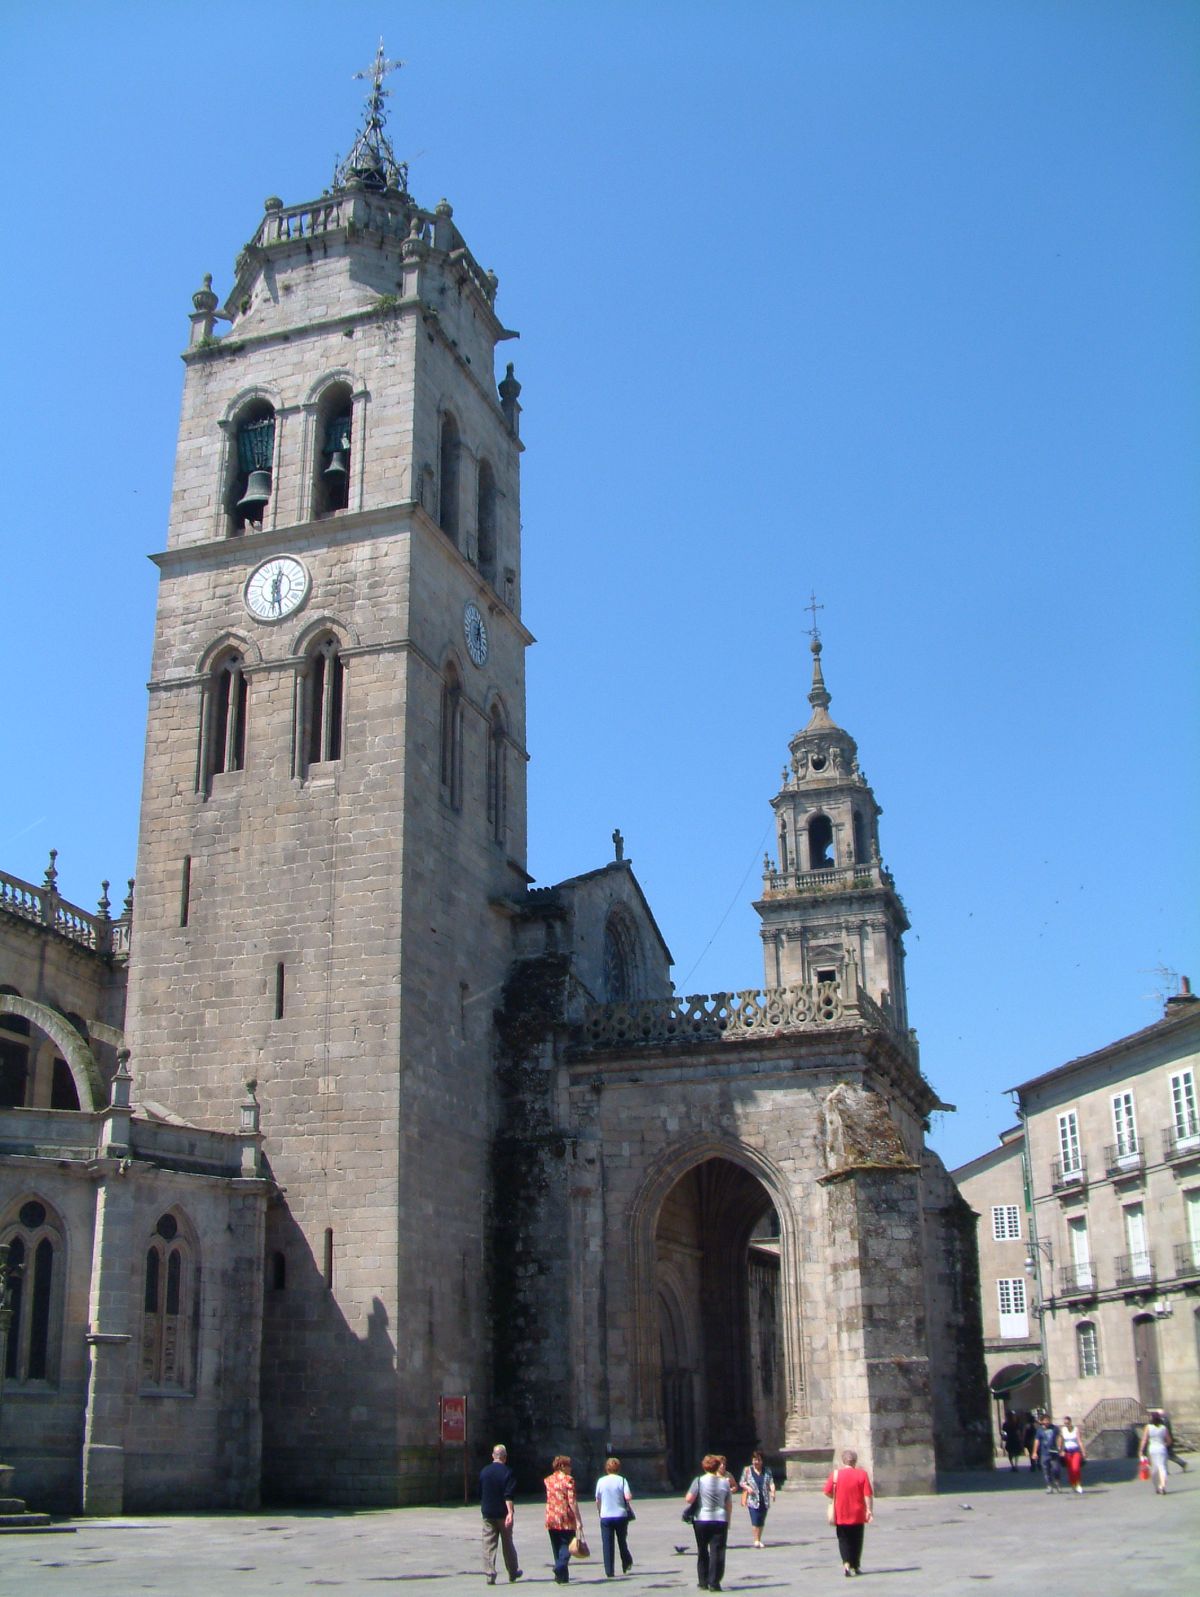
(594, 1457), (634, 1578)
(1059, 1417), (1085, 1494)
(1140, 1411), (1172, 1495)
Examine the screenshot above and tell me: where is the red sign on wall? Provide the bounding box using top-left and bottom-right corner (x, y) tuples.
(440, 1394), (467, 1444)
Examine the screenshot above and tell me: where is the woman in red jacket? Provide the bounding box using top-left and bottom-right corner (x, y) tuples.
(823, 1448), (874, 1578)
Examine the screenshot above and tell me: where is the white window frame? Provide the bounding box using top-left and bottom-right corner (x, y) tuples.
(1111, 1090), (1139, 1160)
(1171, 1069), (1199, 1146)
(996, 1276), (1029, 1338)
(991, 1204), (1021, 1241)
(1077, 1321), (1100, 1378)
(1124, 1203), (1152, 1280)
(1058, 1110), (1082, 1175)
(1068, 1215), (1093, 1289)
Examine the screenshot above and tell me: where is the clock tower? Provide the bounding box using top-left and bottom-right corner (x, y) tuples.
(124, 49), (530, 1502)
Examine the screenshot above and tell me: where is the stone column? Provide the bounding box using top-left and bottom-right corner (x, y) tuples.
(81, 1162), (137, 1514)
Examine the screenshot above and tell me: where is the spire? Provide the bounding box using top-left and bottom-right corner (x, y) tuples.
(806, 636), (833, 727)
(334, 40), (409, 195)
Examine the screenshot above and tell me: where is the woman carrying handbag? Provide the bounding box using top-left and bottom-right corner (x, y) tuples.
(594, 1455), (635, 1577)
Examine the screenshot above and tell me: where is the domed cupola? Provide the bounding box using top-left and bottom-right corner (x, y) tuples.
(754, 633), (910, 1030)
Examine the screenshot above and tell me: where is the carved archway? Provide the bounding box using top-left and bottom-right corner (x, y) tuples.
(628, 1135), (808, 1466)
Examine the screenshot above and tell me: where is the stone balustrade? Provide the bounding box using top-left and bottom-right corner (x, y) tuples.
(577, 978), (912, 1058)
(761, 861), (894, 896)
(0, 866), (128, 959)
(245, 193), (498, 308)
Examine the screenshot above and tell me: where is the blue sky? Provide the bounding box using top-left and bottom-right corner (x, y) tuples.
(1, 1), (1196, 1170)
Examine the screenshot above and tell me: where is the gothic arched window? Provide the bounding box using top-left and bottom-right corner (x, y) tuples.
(313, 382), (353, 518)
(439, 663), (463, 810)
(2, 1197), (64, 1385)
(477, 459), (497, 584)
(140, 1210), (198, 1391)
(226, 400), (276, 534)
(306, 636), (345, 767)
(603, 910), (643, 1002)
(439, 412), (460, 545)
(487, 701), (507, 843)
(207, 650), (248, 777)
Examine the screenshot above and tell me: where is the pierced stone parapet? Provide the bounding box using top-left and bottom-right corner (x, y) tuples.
(576, 979), (914, 1055)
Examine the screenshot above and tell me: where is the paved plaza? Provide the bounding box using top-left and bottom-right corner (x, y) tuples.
(2, 1464), (1195, 1596)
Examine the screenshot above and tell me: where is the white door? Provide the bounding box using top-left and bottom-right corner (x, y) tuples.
(1058, 1111), (1082, 1175)
(997, 1277), (1029, 1338)
(1112, 1091), (1138, 1161)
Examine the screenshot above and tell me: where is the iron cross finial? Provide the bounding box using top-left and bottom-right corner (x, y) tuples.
(354, 39), (405, 98)
(804, 590), (824, 642)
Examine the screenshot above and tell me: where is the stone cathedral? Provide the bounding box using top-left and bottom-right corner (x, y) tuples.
(0, 58), (988, 1513)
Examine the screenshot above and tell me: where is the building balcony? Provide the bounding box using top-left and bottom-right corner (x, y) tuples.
(1104, 1139), (1145, 1180)
(1114, 1251), (1156, 1291)
(1058, 1264), (1098, 1299)
(1173, 1241), (1200, 1282)
(1051, 1156), (1087, 1194)
(1163, 1120), (1200, 1164)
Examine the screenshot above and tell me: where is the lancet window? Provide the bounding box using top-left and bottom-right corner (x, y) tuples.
(487, 701), (507, 843)
(313, 382), (353, 517)
(2, 1197), (63, 1384)
(306, 636), (345, 767)
(477, 459), (497, 584)
(439, 411), (460, 545)
(440, 663), (464, 810)
(140, 1211), (197, 1391)
(207, 651), (249, 777)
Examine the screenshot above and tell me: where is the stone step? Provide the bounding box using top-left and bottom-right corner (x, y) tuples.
(0, 1513), (55, 1530)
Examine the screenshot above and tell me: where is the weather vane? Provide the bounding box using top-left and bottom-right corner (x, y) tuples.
(335, 40), (409, 194)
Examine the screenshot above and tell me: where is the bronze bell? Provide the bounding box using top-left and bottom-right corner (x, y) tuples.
(237, 469), (272, 513)
(323, 449), (348, 482)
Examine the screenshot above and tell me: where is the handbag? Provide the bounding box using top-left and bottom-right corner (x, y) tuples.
(1138, 1457), (1151, 1481)
(569, 1533), (590, 1559)
(826, 1467), (838, 1526)
(623, 1479), (636, 1520)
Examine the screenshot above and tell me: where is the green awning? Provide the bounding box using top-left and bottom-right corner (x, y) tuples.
(990, 1364), (1043, 1397)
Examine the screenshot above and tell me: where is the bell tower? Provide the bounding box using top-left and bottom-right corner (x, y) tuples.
(755, 631), (910, 1032)
(124, 47), (530, 1502)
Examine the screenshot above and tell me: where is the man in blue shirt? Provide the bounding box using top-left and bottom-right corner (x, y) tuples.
(1032, 1413), (1062, 1493)
(480, 1444), (522, 1585)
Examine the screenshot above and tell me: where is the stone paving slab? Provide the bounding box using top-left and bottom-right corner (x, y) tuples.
(1, 1466), (1195, 1596)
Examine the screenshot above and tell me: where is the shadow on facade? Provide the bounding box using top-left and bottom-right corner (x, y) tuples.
(260, 1204), (401, 1506)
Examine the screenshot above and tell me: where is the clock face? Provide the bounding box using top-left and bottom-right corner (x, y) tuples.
(244, 557), (310, 622)
(463, 601), (489, 667)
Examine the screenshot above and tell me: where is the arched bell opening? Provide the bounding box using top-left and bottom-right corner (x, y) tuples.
(654, 1158), (784, 1484)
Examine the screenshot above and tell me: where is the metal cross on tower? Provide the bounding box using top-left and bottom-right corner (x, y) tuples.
(804, 590), (825, 642)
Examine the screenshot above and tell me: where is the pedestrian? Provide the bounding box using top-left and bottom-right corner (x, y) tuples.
(1159, 1409), (1190, 1474)
(823, 1447), (874, 1578)
(1059, 1416), (1086, 1494)
(544, 1455), (584, 1584)
(1001, 1411), (1023, 1471)
(1032, 1411), (1062, 1493)
(594, 1456), (634, 1578)
(1140, 1411), (1172, 1496)
(738, 1449), (776, 1547)
(480, 1443), (522, 1585)
(1022, 1412), (1038, 1473)
(683, 1453), (732, 1592)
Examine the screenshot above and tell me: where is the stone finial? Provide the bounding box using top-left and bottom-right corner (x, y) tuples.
(499, 362), (522, 435)
(121, 879), (135, 919)
(264, 196), (283, 212)
(97, 882), (111, 920)
(435, 197), (453, 218)
(240, 1079), (261, 1134)
(42, 849), (58, 892)
(192, 273), (218, 314)
(612, 828), (624, 862)
(808, 636), (832, 721)
(111, 1050), (134, 1109)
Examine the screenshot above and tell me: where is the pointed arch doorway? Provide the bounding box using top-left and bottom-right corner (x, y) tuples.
(655, 1158), (784, 1484)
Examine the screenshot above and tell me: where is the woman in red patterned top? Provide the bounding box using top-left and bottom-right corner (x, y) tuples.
(823, 1448), (874, 1577)
(544, 1456), (583, 1584)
